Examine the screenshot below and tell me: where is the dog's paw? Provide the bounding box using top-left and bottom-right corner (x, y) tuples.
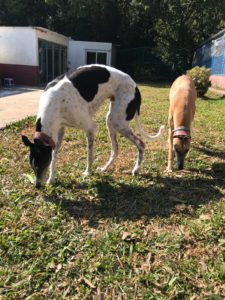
(132, 168), (140, 176)
(97, 166), (107, 173)
(82, 170), (91, 178)
(47, 177), (55, 186)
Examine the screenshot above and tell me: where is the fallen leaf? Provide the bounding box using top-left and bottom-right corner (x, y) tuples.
(122, 231), (131, 241)
(56, 264), (62, 273)
(80, 277), (96, 289)
(199, 213), (211, 221)
(23, 173), (34, 184)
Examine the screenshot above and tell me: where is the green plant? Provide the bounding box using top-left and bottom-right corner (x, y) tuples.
(186, 66), (211, 97)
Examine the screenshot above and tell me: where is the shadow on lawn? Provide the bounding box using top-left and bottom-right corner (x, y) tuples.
(45, 161), (225, 226)
(194, 144), (225, 160)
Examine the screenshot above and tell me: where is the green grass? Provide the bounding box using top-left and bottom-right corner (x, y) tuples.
(0, 85), (224, 299)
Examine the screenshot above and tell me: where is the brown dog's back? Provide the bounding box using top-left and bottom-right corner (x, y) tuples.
(169, 75), (196, 127)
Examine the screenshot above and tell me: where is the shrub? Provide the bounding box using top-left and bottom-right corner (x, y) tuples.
(186, 66), (211, 97)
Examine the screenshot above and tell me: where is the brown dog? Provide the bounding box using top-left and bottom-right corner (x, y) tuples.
(167, 75), (196, 171)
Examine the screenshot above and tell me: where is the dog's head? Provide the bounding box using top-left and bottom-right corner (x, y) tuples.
(173, 127), (191, 170)
(22, 135), (53, 188)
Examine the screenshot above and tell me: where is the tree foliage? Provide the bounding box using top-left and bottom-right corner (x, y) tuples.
(1, 0), (225, 74)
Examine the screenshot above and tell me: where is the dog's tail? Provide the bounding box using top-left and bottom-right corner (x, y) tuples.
(135, 113), (165, 141)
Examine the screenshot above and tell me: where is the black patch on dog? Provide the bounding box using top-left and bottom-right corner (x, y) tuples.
(68, 66), (110, 102)
(30, 142), (52, 179)
(45, 74), (65, 91)
(36, 118), (42, 132)
(126, 87), (141, 121)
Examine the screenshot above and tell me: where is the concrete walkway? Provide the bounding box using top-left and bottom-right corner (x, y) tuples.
(0, 87), (43, 129)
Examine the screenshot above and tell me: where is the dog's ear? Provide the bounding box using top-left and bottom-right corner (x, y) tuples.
(34, 137), (50, 148)
(22, 135), (33, 147)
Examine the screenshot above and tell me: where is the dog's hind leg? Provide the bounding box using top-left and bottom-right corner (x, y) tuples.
(119, 127), (145, 175)
(111, 116), (145, 175)
(47, 127), (65, 185)
(83, 121), (97, 177)
(98, 110), (119, 172)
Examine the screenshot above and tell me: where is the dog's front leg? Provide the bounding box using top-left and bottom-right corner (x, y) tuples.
(47, 150), (57, 185)
(83, 130), (95, 177)
(167, 118), (174, 172)
(47, 127), (65, 185)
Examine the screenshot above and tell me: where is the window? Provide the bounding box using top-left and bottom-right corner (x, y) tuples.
(86, 52), (96, 64)
(38, 39), (67, 84)
(86, 51), (108, 65)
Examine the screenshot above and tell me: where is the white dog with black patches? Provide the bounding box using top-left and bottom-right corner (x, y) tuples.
(22, 65), (164, 187)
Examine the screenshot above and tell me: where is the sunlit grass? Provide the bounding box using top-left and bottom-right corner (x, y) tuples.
(0, 85), (224, 299)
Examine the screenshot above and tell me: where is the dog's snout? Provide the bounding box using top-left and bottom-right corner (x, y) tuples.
(175, 150), (185, 170)
(35, 179), (42, 188)
(177, 161), (184, 170)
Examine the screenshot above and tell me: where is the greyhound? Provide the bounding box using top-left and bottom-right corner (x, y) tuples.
(22, 64), (164, 187)
(167, 75), (196, 171)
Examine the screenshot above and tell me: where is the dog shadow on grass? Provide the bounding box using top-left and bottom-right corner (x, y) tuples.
(45, 159), (225, 226)
(193, 143), (225, 160)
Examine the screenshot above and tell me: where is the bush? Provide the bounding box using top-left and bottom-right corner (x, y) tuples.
(186, 66), (211, 97)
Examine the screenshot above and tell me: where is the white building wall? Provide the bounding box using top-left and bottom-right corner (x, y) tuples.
(0, 27), (69, 67)
(68, 40), (112, 69)
(0, 27), (37, 66)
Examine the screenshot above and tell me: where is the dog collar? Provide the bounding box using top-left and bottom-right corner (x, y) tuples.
(34, 132), (56, 149)
(172, 126), (191, 139)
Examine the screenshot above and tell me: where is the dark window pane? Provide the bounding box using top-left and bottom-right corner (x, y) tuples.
(97, 52), (107, 64)
(87, 52), (96, 64)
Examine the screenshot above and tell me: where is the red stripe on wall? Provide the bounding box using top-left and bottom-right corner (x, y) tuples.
(210, 75), (225, 90)
(0, 63), (39, 86)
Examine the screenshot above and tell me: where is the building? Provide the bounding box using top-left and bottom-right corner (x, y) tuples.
(0, 26), (116, 86)
(193, 29), (225, 89)
(0, 27), (68, 86)
(68, 40), (116, 70)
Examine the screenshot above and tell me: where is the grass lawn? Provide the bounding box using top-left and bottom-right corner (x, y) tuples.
(0, 84), (224, 299)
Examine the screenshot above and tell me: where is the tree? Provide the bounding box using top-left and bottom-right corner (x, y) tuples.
(0, 0), (48, 27)
(1, 0), (225, 76)
(153, 0), (225, 72)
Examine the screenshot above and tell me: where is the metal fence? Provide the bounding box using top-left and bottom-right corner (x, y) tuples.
(193, 35), (225, 75)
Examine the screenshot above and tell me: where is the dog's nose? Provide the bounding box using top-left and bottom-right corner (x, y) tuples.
(178, 163), (184, 170)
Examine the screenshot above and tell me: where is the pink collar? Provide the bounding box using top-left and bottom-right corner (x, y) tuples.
(172, 127), (191, 139)
(34, 132), (56, 149)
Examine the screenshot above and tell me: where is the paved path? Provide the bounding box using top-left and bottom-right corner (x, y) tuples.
(0, 87), (43, 129)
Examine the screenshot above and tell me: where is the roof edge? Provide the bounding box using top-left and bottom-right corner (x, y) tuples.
(198, 28), (225, 48)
